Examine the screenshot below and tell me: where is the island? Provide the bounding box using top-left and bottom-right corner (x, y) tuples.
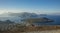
(22, 17), (54, 26)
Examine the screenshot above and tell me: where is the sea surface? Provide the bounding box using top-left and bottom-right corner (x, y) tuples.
(33, 15), (60, 25)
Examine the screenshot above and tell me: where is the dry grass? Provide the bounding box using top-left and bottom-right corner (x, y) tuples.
(25, 26), (60, 32)
(0, 25), (60, 33)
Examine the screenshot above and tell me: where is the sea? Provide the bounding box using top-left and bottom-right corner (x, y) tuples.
(33, 15), (60, 26)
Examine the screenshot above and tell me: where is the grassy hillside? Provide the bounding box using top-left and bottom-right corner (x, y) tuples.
(0, 25), (60, 33)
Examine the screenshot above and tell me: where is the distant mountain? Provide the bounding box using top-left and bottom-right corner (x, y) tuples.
(0, 12), (60, 24)
(0, 12), (48, 17)
(0, 20), (14, 24)
(0, 12), (48, 23)
(9, 12), (39, 18)
(40, 14), (47, 16)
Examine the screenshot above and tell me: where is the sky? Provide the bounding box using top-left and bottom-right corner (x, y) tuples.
(0, 0), (60, 14)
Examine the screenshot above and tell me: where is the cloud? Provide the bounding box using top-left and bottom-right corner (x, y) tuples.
(0, 9), (60, 14)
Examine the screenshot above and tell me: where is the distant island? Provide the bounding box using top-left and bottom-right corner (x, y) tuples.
(22, 17), (54, 26)
(24, 17), (54, 23)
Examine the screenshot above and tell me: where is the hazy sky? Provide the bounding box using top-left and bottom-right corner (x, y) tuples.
(0, 0), (60, 14)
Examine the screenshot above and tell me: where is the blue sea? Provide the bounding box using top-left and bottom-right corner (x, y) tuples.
(33, 15), (60, 25)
